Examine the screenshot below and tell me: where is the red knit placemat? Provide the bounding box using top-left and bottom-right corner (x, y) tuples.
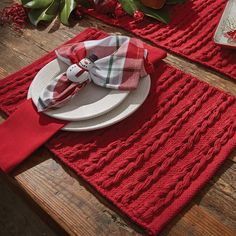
(0, 28), (236, 235)
(85, 0), (236, 81)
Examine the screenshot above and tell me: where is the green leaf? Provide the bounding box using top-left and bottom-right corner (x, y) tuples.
(28, 0), (59, 25)
(118, 0), (139, 15)
(141, 5), (170, 24)
(166, 0), (186, 4)
(119, 0), (169, 24)
(22, 0), (53, 9)
(59, 0), (77, 25)
(21, 0), (32, 5)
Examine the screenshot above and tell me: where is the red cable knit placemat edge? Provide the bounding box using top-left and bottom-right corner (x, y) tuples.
(0, 28), (236, 235)
(85, 0), (236, 81)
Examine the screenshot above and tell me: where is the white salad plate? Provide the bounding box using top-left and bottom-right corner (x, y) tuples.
(29, 59), (130, 121)
(214, 0), (236, 48)
(28, 74), (151, 132)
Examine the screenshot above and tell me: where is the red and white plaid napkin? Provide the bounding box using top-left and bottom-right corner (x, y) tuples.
(37, 35), (151, 112)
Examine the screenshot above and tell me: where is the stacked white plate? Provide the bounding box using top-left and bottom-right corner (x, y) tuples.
(28, 59), (151, 131)
(214, 0), (236, 48)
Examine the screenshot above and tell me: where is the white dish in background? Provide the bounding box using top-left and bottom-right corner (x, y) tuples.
(28, 75), (151, 132)
(29, 59), (130, 121)
(214, 0), (236, 48)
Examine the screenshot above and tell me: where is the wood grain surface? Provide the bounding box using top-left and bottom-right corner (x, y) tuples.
(0, 1), (236, 235)
(0, 172), (58, 236)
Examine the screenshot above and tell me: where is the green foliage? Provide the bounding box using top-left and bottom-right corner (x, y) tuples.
(119, 0), (186, 24)
(21, 0), (53, 9)
(138, 3), (169, 23)
(22, 0), (186, 26)
(118, 0), (139, 15)
(60, 0), (77, 25)
(22, 0), (77, 26)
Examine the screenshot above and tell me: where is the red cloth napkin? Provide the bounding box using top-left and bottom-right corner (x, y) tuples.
(0, 36), (166, 173)
(0, 100), (67, 172)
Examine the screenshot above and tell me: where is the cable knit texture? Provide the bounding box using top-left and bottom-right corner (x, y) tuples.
(85, 0), (236, 81)
(0, 28), (236, 235)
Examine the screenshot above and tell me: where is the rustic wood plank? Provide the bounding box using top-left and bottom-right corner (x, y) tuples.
(0, 172), (58, 236)
(0, 1), (236, 235)
(195, 159), (236, 231)
(229, 149), (236, 163)
(162, 204), (235, 236)
(0, 67), (9, 78)
(13, 151), (143, 236)
(13, 152), (236, 236)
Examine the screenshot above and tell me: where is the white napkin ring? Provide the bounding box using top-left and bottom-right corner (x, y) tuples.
(66, 55), (98, 83)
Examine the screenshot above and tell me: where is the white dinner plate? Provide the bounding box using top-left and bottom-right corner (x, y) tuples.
(213, 0), (236, 48)
(28, 75), (151, 131)
(29, 59), (130, 121)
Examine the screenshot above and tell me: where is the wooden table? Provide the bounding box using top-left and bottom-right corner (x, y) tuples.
(0, 1), (236, 235)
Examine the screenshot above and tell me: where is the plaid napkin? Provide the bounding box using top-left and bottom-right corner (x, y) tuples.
(37, 35), (150, 112)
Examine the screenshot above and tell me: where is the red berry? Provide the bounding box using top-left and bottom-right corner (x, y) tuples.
(114, 3), (126, 18)
(225, 30), (236, 42)
(0, 3), (27, 31)
(133, 10), (144, 21)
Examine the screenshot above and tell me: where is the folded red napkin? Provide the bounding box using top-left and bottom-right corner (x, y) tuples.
(0, 100), (67, 172)
(0, 35), (166, 173)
